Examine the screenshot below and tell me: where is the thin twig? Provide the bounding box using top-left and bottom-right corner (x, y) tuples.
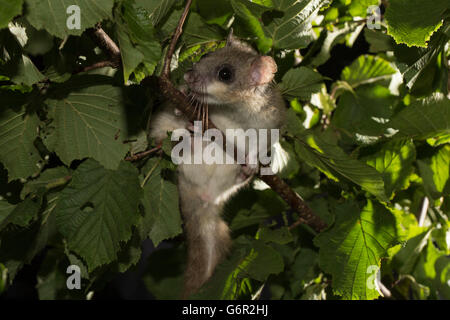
(91, 24), (121, 66)
(141, 158), (162, 188)
(46, 175), (72, 190)
(157, 0), (327, 232)
(418, 197), (429, 227)
(378, 280), (392, 298)
(125, 146), (162, 162)
(162, 0), (193, 78)
(75, 60), (116, 74)
(74, 24), (122, 74)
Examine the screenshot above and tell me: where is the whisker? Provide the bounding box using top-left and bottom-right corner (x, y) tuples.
(187, 93), (197, 116)
(205, 99), (209, 131)
(203, 82), (209, 131)
(196, 99), (201, 122)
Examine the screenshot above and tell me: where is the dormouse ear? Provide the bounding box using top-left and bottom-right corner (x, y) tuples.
(226, 28), (235, 47)
(250, 56), (277, 86)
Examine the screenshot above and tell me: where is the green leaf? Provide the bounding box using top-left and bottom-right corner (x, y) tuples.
(229, 189), (287, 231)
(0, 0), (23, 29)
(160, 10), (224, 55)
(135, 0), (177, 26)
(295, 134), (388, 201)
(278, 67), (323, 100)
(385, 0), (448, 47)
(341, 55), (396, 88)
(394, 274), (430, 299)
(36, 249), (85, 300)
(4, 55), (44, 87)
(417, 145), (450, 199)
(0, 29), (45, 86)
(0, 216), (52, 282)
(290, 248), (319, 297)
(0, 263), (6, 294)
(427, 133), (450, 147)
(141, 158), (183, 247)
(259, 226), (293, 244)
(388, 93), (450, 140)
(265, 0), (331, 50)
(363, 139), (416, 199)
(413, 238), (446, 291)
(429, 146), (450, 195)
(348, 0), (378, 18)
(231, 0), (273, 53)
(310, 23), (361, 67)
(20, 167), (71, 199)
(0, 225), (40, 282)
(364, 29), (396, 53)
(182, 12), (225, 47)
(392, 229), (432, 275)
(66, 252), (89, 280)
(191, 247), (251, 299)
(43, 76), (130, 170)
(315, 200), (398, 299)
(25, 0), (114, 39)
(194, 236), (283, 299)
(285, 107), (306, 136)
(116, 1), (162, 82)
(0, 93), (41, 181)
(332, 85), (397, 144)
(393, 28), (448, 92)
(21, 18), (54, 56)
(300, 282), (327, 300)
(0, 195), (42, 231)
(55, 159), (142, 271)
(194, 0), (234, 27)
(434, 256), (450, 299)
(244, 239), (284, 281)
(116, 231), (143, 273)
(0, 200), (15, 225)
(253, 0), (275, 7)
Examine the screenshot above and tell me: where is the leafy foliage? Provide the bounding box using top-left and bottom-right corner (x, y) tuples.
(385, 0), (448, 48)
(0, 0), (23, 29)
(55, 159), (142, 271)
(0, 0), (449, 301)
(25, 0), (115, 38)
(0, 93), (41, 181)
(315, 200), (398, 300)
(43, 76), (131, 170)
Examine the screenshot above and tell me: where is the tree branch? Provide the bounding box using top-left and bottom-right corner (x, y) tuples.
(75, 60), (116, 74)
(91, 24), (121, 67)
(74, 24), (122, 74)
(162, 0), (193, 78)
(157, 0), (327, 232)
(125, 146), (162, 162)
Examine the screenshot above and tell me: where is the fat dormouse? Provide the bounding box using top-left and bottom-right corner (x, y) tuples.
(149, 31), (286, 298)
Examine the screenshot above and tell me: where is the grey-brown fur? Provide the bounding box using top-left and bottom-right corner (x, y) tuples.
(148, 33), (286, 298)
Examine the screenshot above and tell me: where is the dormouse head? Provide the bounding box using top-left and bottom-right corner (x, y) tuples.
(183, 30), (277, 105)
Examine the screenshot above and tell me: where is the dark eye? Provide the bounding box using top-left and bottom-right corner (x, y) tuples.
(217, 65), (233, 83)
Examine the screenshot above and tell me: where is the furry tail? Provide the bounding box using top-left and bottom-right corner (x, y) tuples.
(179, 194), (231, 298)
